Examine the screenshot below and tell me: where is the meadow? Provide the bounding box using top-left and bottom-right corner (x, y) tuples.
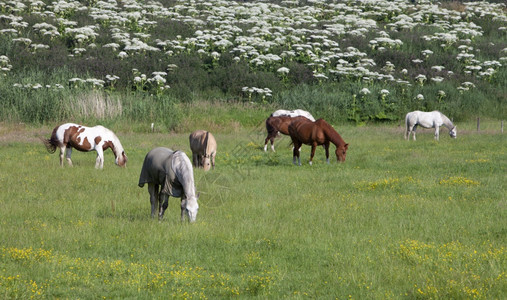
(0, 0), (506, 297)
(0, 119), (505, 299)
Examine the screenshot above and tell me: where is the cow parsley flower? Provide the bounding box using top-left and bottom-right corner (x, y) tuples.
(431, 66), (445, 72)
(360, 88), (371, 95)
(415, 74), (427, 85)
(277, 67), (290, 74)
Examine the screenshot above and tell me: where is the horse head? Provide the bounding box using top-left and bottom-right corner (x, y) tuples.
(335, 143), (349, 162)
(115, 151), (128, 167)
(202, 154), (211, 171)
(182, 193), (200, 222)
(449, 126), (457, 138)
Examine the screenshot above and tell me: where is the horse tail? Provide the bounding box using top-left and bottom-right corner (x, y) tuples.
(42, 127), (59, 153)
(404, 113), (410, 139)
(266, 117), (277, 135)
(42, 137), (57, 153)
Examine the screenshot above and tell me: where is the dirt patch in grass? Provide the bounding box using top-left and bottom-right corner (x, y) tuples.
(0, 122), (51, 144)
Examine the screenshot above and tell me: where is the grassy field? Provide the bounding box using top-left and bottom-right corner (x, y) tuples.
(0, 120), (505, 299)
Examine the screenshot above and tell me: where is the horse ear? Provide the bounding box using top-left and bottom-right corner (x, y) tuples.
(344, 143), (349, 150)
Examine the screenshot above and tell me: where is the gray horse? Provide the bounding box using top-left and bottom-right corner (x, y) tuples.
(189, 130), (217, 171)
(138, 147), (199, 222)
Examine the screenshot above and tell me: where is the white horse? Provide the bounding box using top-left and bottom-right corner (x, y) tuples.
(405, 111), (457, 141)
(138, 147), (199, 222)
(271, 109), (316, 122)
(44, 123), (127, 169)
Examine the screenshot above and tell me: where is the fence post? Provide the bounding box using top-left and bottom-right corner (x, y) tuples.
(477, 117), (480, 132)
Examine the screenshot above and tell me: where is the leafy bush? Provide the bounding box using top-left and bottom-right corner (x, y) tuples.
(0, 0), (505, 125)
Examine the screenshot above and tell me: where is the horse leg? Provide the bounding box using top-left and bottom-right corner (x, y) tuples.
(148, 184), (159, 218)
(309, 144), (317, 166)
(269, 132), (276, 152)
(292, 142), (301, 165)
(58, 145), (66, 167)
(264, 136), (269, 152)
(65, 147), (73, 166)
(434, 126), (440, 141)
(196, 154), (201, 168)
(159, 193), (169, 220)
(324, 142), (330, 164)
(412, 125), (417, 141)
(192, 153), (198, 167)
(180, 199), (188, 222)
(95, 147), (104, 169)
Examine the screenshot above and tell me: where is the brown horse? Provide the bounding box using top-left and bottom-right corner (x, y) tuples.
(288, 118), (348, 165)
(264, 115), (312, 152)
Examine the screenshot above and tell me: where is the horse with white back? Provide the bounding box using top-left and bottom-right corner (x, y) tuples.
(405, 110), (457, 141)
(264, 109), (316, 152)
(271, 109), (315, 121)
(43, 123), (127, 169)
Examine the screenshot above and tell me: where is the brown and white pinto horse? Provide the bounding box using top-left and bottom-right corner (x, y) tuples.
(264, 115), (312, 152)
(44, 123), (127, 169)
(288, 118), (348, 165)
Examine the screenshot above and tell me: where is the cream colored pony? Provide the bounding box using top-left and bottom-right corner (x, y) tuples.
(189, 130), (217, 171)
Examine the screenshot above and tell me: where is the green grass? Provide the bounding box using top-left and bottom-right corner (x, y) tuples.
(0, 121), (505, 299)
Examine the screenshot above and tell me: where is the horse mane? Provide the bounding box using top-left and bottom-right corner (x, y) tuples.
(317, 119), (346, 146)
(437, 111), (454, 128)
(172, 151), (197, 199)
(204, 131), (209, 155)
(102, 127), (124, 157)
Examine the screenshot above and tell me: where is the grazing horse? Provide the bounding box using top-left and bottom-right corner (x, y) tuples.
(264, 115), (313, 152)
(138, 147), (199, 222)
(271, 109), (316, 122)
(44, 123), (127, 169)
(289, 118), (348, 165)
(189, 130), (217, 171)
(405, 110), (457, 141)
